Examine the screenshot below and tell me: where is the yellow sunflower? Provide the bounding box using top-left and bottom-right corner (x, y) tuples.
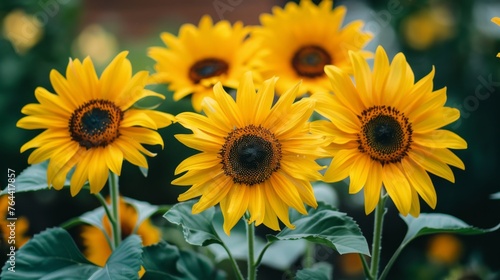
(492, 17), (500, 57)
(311, 46), (467, 216)
(17, 51), (174, 196)
(172, 72), (326, 235)
(253, 0), (372, 96)
(81, 198), (161, 266)
(148, 15), (263, 112)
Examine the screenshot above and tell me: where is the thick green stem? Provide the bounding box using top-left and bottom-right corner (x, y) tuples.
(246, 215), (256, 280)
(109, 172), (121, 249)
(303, 242), (315, 268)
(370, 193), (387, 279)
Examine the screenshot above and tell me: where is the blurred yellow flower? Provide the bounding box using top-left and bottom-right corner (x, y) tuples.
(2, 9), (43, 54)
(401, 6), (455, 50)
(253, 0), (372, 96)
(0, 195), (30, 248)
(148, 15), (263, 112)
(427, 234), (462, 265)
(17, 51), (174, 196)
(73, 24), (119, 66)
(312, 46), (467, 216)
(173, 72), (326, 235)
(81, 198), (161, 267)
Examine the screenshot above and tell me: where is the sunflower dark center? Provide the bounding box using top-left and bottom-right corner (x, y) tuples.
(292, 45), (331, 78)
(189, 58), (229, 84)
(220, 125), (281, 186)
(357, 106), (412, 165)
(69, 99), (123, 149)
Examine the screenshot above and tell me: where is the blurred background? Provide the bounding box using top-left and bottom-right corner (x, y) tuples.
(0, 0), (499, 279)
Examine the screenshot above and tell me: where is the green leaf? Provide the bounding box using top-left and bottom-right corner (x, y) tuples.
(163, 200), (222, 246)
(207, 213), (306, 270)
(141, 241), (226, 280)
(0, 227), (99, 279)
(1, 161), (83, 195)
(401, 213), (500, 245)
(296, 262), (333, 280)
(267, 202), (370, 256)
(89, 235), (143, 280)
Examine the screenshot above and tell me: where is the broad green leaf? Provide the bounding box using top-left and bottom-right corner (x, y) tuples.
(61, 206), (109, 242)
(0, 227), (99, 279)
(296, 262), (333, 280)
(1, 161), (83, 195)
(267, 203), (370, 256)
(207, 213), (306, 270)
(401, 213), (500, 245)
(163, 200), (222, 246)
(141, 241), (226, 280)
(89, 235), (143, 280)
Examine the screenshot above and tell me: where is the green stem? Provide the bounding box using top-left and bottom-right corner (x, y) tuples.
(370, 193), (387, 279)
(378, 243), (405, 280)
(246, 214), (256, 280)
(359, 254), (374, 280)
(109, 172), (121, 249)
(221, 242), (245, 280)
(94, 192), (115, 249)
(254, 242), (272, 268)
(303, 242), (315, 268)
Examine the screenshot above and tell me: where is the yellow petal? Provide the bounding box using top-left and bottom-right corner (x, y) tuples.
(324, 65), (365, 113)
(236, 72), (257, 125)
(213, 82), (244, 127)
(382, 163), (412, 216)
(408, 187), (421, 217)
(347, 52), (372, 108)
(372, 46), (390, 105)
(175, 152), (221, 174)
(413, 130), (467, 150)
(88, 150), (109, 194)
(412, 107), (460, 133)
(192, 175), (232, 214)
(221, 185), (249, 235)
(100, 51), (131, 101)
(323, 149), (358, 182)
(248, 184), (266, 225)
(70, 152), (93, 196)
(271, 172), (307, 214)
(121, 127), (164, 148)
(265, 182), (294, 229)
(348, 155), (371, 194)
(121, 110), (158, 130)
(363, 161), (382, 215)
(409, 149), (455, 183)
(401, 158), (437, 209)
(104, 143), (124, 176)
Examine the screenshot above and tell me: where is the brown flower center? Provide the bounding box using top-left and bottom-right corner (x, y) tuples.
(220, 125), (281, 185)
(357, 106), (412, 164)
(69, 99), (123, 149)
(291, 45), (331, 78)
(189, 58), (229, 84)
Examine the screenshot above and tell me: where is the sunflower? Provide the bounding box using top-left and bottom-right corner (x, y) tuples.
(172, 72), (326, 235)
(148, 15), (263, 112)
(17, 51), (174, 196)
(81, 198), (161, 266)
(493, 17), (500, 57)
(253, 0), (372, 96)
(311, 46), (467, 216)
